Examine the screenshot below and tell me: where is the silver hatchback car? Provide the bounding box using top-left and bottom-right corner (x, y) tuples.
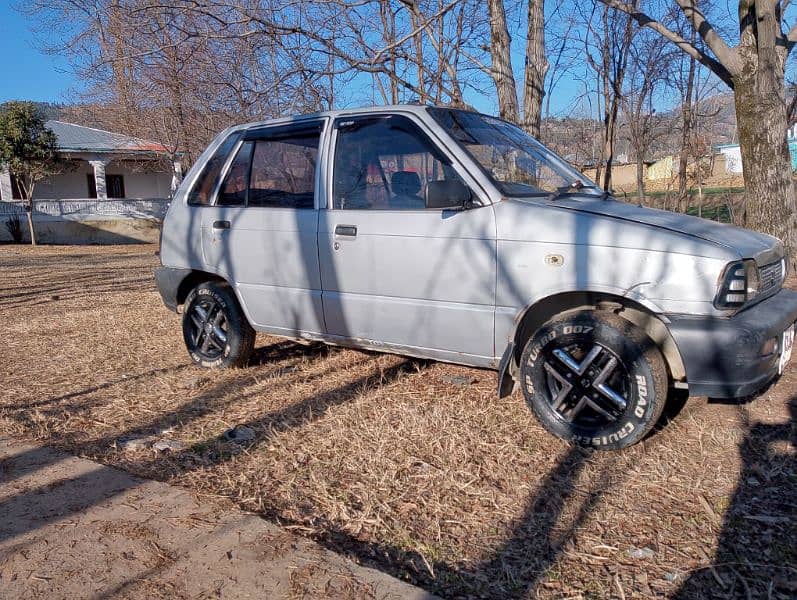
(156, 105), (797, 449)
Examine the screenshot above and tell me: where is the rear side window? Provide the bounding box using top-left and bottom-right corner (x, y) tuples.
(187, 132), (241, 206)
(248, 132), (319, 208)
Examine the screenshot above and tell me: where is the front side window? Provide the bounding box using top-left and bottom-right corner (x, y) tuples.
(188, 132), (241, 206)
(428, 108), (596, 196)
(333, 115), (463, 210)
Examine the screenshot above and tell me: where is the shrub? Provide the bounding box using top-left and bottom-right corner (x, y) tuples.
(4, 215), (23, 243)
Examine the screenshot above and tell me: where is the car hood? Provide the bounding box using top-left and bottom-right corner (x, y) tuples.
(531, 196), (784, 265)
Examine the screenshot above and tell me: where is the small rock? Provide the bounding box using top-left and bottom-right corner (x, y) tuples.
(50, 295), (60, 301)
(627, 546), (655, 560)
(441, 374), (476, 386)
(224, 425), (256, 442)
(664, 572), (682, 583)
(117, 437), (150, 452)
(179, 377), (204, 390)
(152, 438), (186, 452)
(746, 477), (760, 487)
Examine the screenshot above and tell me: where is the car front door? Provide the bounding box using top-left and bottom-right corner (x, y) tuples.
(201, 120), (327, 336)
(318, 114), (497, 365)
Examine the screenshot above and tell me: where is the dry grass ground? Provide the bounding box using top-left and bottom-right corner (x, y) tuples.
(0, 244), (795, 599)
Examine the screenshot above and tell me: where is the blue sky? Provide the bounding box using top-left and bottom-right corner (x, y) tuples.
(0, 1), (757, 116)
(0, 3), (76, 104)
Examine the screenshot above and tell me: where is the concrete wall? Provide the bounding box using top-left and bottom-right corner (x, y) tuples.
(33, 158), (172, 200)
(0, 217), (161, 244)
(582, 163), (640, 189)
(717, 146), (743, 174)
(0, 199), (166, 245)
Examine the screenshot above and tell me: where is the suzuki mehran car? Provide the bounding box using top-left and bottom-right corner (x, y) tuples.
(155, 105), (797, 450)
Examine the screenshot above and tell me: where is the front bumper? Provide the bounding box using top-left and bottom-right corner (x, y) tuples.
(666, 288), (797, 398)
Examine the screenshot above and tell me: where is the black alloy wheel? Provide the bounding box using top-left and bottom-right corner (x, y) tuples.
(182, 281), (255, 368)
(520, 310), (668, 450)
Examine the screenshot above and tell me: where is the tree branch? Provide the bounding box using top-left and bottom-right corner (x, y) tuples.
(598, 0), (738, 88)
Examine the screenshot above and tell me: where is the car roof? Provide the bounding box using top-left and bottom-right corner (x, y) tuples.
(227, 104), (477, 133)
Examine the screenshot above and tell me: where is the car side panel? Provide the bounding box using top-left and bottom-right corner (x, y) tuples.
(492, 199), (732, 353)
(200, 206), (325, 335)
(318, 206), (497, 360)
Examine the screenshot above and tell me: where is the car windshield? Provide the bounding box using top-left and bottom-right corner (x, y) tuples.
(428, 108), (598, 197)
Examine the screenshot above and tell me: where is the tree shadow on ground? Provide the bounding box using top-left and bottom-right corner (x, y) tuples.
(0, 330), (622, 598)
(0, 343), (421, 543)
(674, 399), (796, 599)
(316, 444), (619, 598)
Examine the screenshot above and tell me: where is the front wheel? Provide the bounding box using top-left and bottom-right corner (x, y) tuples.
(182, 281), (255, 368)
(520, 310), (667, 450)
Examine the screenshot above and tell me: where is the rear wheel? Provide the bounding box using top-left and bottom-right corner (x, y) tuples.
(182, 282), (255, 368)
(520, 310), (667, 450)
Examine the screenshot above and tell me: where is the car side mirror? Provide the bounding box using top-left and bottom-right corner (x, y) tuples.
(425, 180), (473, 210)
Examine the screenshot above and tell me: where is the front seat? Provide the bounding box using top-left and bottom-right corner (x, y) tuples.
(390, 171), (424, 209)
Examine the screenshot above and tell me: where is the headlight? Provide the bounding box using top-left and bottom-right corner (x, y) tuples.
(715, 259), (759, 309)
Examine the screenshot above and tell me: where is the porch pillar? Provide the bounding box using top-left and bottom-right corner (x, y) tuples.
(0, 164), (12, 201)
(171, 160), (183, 194)
(89, 159), (110, 200)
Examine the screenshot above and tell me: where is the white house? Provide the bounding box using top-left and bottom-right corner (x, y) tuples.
(714, 126), (797, 175)
(0, 120), (181, 202)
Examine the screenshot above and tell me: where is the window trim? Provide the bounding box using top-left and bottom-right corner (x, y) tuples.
(186, 131), (242, 207)
(328, 113), (476, 212)
(216, 140), (254, 207)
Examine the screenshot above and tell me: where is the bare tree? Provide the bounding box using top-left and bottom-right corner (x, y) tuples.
(621, 27), (671, 205)
(599, 0), (797, 265)
(523, 0), (549, 137)
(578, 1), (638, 190)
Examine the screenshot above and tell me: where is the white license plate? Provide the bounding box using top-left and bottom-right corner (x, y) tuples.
(779, 324), (795, 375)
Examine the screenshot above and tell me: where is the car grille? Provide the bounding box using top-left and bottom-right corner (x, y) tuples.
(759, 260), (783, 295)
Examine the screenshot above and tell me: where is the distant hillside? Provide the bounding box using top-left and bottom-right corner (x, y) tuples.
(541, 92), (740, 166)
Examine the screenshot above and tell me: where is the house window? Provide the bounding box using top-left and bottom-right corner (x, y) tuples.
(87, 173), (97, 198)
(107, 175), (125, 198)
(87, 173), (126, 199)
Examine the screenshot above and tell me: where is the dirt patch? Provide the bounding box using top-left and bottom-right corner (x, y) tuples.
(0, 439), (428, 599)
(1, 245), (795, 598)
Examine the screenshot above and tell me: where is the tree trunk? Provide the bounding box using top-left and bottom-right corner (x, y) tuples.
(26, 201), (36, 247)
(734, 56), (797, 268)
(635, 158), (646, 205)
(522, 0), (547, 138)
(486, 0), (519, 122)
(601, 105), (618, 191)
(678, 53), (696, 211)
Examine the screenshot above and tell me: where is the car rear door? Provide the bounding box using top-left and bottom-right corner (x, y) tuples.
(201, 120), (327, 336)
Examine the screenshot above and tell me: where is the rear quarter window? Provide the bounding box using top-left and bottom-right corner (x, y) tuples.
(187, 132), (241, 206)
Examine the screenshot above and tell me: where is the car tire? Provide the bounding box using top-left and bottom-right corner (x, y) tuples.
(519, 310), (667, 450)
(182, 281), (255, 368)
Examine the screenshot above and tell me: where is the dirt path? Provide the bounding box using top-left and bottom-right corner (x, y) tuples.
(0, 437), (435, 599)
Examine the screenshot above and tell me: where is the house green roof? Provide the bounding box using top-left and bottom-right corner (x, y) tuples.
(45, 120), (168, 153)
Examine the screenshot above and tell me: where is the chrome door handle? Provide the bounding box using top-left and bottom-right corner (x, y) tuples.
(334, 224), (357, 237)
(212, 220), (230, 230)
